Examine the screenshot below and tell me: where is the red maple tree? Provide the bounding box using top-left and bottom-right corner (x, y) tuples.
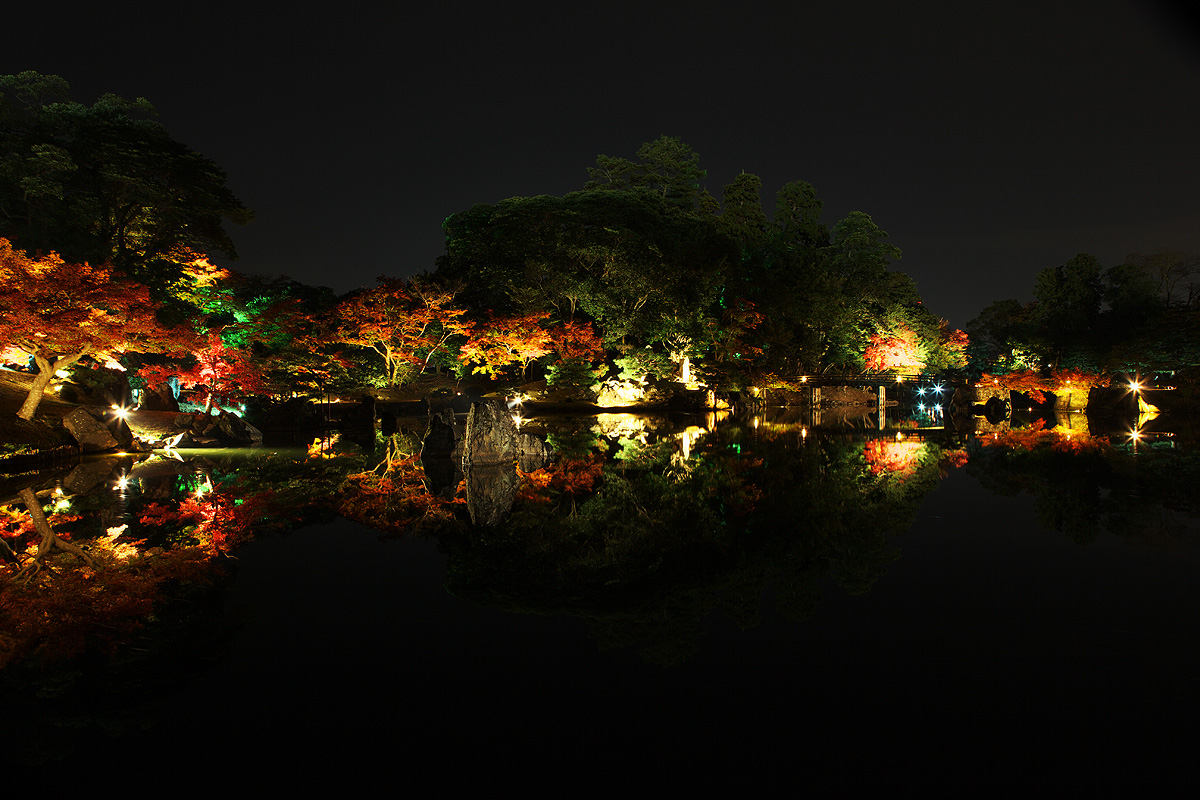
(460, 311), (554, 378)
(336, 277), (471, 386)
(546, 319), (605, 364)
(863, 326), (925, 372)
(979, 369), (1105, 405)
(0, 239), (194, 419)
(140, 333), (266, 412)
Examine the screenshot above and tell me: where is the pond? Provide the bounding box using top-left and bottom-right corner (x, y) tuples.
(2, 406), (1198, 790)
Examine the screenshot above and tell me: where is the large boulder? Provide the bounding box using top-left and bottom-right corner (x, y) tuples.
(462, 399), (517, 466)
(63, 406), (131, 452)
(139, 383), (180, 412)
(215, 410), (256, 446)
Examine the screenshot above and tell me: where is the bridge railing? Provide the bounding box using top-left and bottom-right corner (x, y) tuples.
(785, 371), (929, 385)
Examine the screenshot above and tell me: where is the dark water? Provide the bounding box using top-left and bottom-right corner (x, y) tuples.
(4, 412), (1199, 791)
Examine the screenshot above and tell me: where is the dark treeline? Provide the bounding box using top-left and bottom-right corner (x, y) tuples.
(2, 71), (968, 410)
(966, 250), (1200, 381)
(433, 134), (968, 385)
(4, 70), (1197, 417)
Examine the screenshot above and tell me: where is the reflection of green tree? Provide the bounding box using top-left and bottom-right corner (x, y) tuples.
(437, 421), (949, 665)
(545, 429), (602, 460)
(966, 433), (1200, 544)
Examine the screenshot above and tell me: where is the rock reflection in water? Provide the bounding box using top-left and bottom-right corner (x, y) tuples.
(464, 464), (520, 526)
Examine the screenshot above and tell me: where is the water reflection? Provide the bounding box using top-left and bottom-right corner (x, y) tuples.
(4, 405), (1198, 669)
(6, 403), (1200, 783)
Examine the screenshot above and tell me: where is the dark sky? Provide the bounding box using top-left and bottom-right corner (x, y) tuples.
(6, 0), (1200, 328)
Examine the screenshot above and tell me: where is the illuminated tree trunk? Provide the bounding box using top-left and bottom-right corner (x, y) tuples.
(13, 487), (96, 582)
(16, 368), (53, 421)
(16, 350), (87, 421)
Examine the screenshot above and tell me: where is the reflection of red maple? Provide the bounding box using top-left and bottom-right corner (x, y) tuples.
(516, 454), (604, 512)
(979, 419), (1108, 453)
(863, 438), (925, 477)
(339, 452), (463, 532)
(140, 489), (288, 554)
(940, 449), (969, 470)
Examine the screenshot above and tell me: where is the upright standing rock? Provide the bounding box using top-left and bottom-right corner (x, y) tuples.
(462, 399), (517, 466)
(421, 407), (459, 458)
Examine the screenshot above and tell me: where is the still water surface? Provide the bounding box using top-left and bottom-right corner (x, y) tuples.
(4, 410), (1198, 790)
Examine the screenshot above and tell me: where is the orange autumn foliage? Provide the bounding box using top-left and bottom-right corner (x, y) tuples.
(0, 238), (194, 419)
(979, 418), (1109, 453)
(461, 311), (554, 377)
(863, 326), (925, 372)
(863, 438), (926, 478)
(338, 453), (463, 532)
(979, 369), (1105, 405)
(337, 277), (471, 386)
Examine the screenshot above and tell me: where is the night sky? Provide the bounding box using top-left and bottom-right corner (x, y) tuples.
(6, 0), (1199, 328)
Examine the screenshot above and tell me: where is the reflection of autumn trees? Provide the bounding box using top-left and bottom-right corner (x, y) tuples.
(862, 438), (926, 478)
(1, 450), (361, 668)
(515, 454), (604, 516)
(440, 421), (953, 664)
(978, 418), (1107, 454)
(139, 490), (290, 555)
(338, 434), (464, 533)
(0, 544), (216, 668)
(1, 485), (226, 668)
(968, 421), (1200, 544)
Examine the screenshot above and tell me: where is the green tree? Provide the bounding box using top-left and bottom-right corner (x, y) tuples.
(965, 299), (1038, 376)
(828, 211), (902, 288)
(0, 71), (252, 293)
(773, 180), (827, 248)
(585, 135), (709, 212)
(1101, 262), (1159, 328)
(1032, 253), (1103, 369)
(1125, 248), (1199, 308)
(719, 173), (769, 247)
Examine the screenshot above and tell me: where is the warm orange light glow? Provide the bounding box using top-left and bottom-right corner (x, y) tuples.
(863, 438), (925, 478)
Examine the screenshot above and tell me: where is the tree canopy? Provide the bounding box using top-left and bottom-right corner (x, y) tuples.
(0, 71), (252, 293)
(0, 238), (194, 419)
